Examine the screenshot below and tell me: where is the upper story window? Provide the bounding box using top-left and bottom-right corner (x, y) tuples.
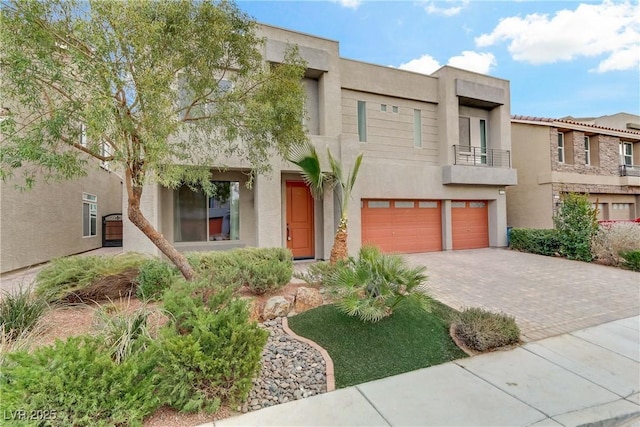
(620, 142), (633, 166)
(357, 100), (367, 143)
(558, 132), (565, 163)
(584, 136), (590, 165)
(380, 104), (387, 112)
(479, 119), (487, 164)
(414, 109), (422, 148)
(459, 117), (470, 146)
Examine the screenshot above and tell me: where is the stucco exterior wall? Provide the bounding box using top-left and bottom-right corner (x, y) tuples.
(1, 164), (122, 273)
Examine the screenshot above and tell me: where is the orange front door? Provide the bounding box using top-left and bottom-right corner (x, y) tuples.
(286, 181), (314, 259)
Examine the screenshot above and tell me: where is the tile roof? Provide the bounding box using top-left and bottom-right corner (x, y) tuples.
(511, 115), (640, 136)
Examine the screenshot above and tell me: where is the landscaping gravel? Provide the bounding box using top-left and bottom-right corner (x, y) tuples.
(243, 318), (327, 413)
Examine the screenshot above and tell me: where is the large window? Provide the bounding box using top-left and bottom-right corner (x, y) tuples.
(82, 193), (97, 237)
(357, 100), (367, 142)
(174, 181), (240, 242)
(558, 132), (565, 163)
(479, 119), (487, 164)
(621, 142), (633, 166)
(458, 117), (470, 146)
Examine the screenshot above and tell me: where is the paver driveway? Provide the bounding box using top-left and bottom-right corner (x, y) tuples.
(404, 248), (640, 341)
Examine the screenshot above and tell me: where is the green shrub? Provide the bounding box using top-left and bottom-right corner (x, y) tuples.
(454, 307), (520, 352)
(327, 245), (432, 323)
(35, 253), (148, 302)
(0, 286), (47, 342)
(592, 223), (640, 266)
(295, 260), (346, 286)
(619, 250), (640, 272)
(155, 280), (268, 413)
(509, 228), (561, 256)
(94, 300), (156, 364)
(136, 258), (179, 301)
(553, 193), (599, 262)
(186, 247), (293, 295)
(0, 335), (159, 426)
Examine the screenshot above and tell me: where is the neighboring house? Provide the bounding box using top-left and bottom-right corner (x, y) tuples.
(0, 160), (123, 274)
(123, 23), (517, 260)
(562, 113), (640, 133)
(507, 116), (640, 229)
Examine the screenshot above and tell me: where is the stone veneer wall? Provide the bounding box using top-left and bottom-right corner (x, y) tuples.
(550, 128), (621, 176)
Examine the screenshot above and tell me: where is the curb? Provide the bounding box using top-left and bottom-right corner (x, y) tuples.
(281, 317), (335, 392)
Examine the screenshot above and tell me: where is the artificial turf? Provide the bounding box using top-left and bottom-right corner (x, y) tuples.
(287, 301), (468, 388)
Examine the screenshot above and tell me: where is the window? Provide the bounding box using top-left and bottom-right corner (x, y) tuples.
(584, 136), (590, 165)
(392, 106), (399, 113)
(174, 181), (240, 242)
(82, 193), (97, 237)
(179, 78), (232, 119)
(479, 119), (487, 164)
(394, 201), (414, 208)
(621, 142), (633, 166)
(357, 100), (367, 142)
(413, 109), (422, 148)
(558, 132), (565, 163)
(368, 200), (390, 208)
(380, 104), (387, 112)
(80, 124), (87, 147)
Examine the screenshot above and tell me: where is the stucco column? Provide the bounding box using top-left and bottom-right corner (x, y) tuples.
(489, 193), (508, 247)
(254, 171), (282, 248)
(441, 199), (453, 250)
(123, 182), (161, 255)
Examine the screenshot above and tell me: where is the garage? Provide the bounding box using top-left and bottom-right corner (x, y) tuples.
(361, 199), (442, 253)
(452, 200), (489, 250)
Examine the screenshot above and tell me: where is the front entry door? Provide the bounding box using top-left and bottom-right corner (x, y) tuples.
(286, 181), (314, 259)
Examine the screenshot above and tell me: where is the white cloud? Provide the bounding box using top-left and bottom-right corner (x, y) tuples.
(448, 51), (497, 74)
(397, 51), (497, 75)
(398, 54), (442, 74)
(424, 0), (469, 17)
(333, 0), (361, 9)
(475, 1), (640, 72)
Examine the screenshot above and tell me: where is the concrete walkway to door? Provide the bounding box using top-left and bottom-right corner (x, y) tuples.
(404, 248), (640, 342)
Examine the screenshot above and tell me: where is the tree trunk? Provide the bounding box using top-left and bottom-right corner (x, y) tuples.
(125, 170), (196, 280)
(330, 218), (349, 264)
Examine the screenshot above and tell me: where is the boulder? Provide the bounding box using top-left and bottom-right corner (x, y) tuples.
(263, 296), (291, 320)
(294, 287), (323, 313)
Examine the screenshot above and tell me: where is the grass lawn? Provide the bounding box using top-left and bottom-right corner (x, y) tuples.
(287, 302), (468, 388)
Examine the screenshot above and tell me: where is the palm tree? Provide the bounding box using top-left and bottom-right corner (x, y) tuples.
(289, 141), (363, 264)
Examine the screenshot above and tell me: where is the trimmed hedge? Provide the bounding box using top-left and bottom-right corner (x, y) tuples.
(509, 228), (561, 256)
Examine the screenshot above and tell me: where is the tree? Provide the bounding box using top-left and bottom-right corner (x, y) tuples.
(0, 0), (307, 280)
(553, 192), (599, 262)
(289, 141), (363, 263)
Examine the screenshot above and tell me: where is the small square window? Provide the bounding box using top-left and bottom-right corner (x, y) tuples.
(381, 104), (387, 112)
(392, 106), (399, 113)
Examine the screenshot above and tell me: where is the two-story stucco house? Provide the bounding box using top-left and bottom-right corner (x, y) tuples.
(123, 24), (517, 260)
(507, 116), (640, 229)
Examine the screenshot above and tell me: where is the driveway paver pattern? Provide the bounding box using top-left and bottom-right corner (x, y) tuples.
(404, 248), (640, 341)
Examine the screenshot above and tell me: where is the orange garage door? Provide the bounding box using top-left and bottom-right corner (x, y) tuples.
(452, 201), (489, 250)
(362, 200), (442, 253)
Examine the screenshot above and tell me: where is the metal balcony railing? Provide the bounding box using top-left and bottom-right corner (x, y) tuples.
(453, 145), (511, 168)
(619, 164), (640, 177)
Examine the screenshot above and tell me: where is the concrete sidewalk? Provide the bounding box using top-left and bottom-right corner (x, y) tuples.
(204, 316), (640, 427)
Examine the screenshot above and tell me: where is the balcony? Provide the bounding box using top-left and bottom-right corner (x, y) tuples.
(620, 164), (640, 177)
(443, 145), (517, 186)
(453, 145), (511, 168)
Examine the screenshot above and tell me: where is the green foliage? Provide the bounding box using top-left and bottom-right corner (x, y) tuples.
(34, 253), (148, 302)
(288, 302), (466, 388)
(94, 300), (156, 364)
(327, 245), (432, 323)
(591, 223), (640, 266)
(454, 307), (520, 352)
(155, 280), (268, 413)
(295, 260), (347, 286)
(619, 250), (640, 272)
(0, 286), (47, 342)
(553, 193), (599, 262)
(136, 258), (179, 301)
(187, 247), (293, 295)
(0, 335), (159, 426)
(509, 228), (561, 256)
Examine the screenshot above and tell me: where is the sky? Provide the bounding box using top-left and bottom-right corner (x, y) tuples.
(236, 0), (640, 119)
